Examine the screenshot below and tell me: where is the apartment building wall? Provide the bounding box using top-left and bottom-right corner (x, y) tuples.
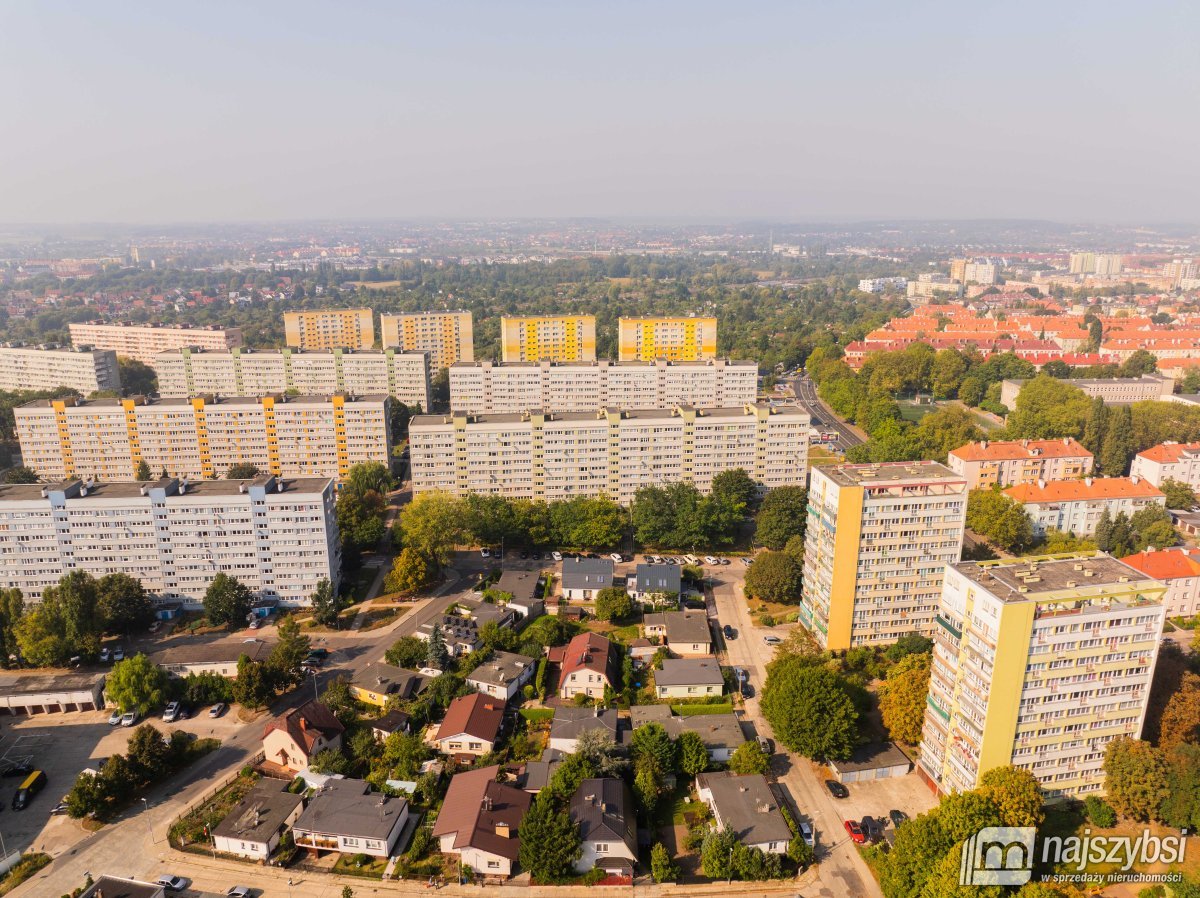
(1130, 442), (1200, 489)
(0, 346), (121, 394)
(1003, 476), (1166, 537)
(283, 309), (375, 350)
(14, 394), (391, 482)
(617, 317), (717, 362)
(0, 475), (339, 606)
(380, 311), (473, 370)
(448, 359), (758, 413)
(408, 403), (809, 505)
(800, 462), (967, 650)
(500, 316), (596, 362)
(946, 438), (1094, 489)
(68, 322), (244, 365)
(920, 555), (1165, 801)
(155, 348), (431, 410)
(1000, 375), (1174, 409)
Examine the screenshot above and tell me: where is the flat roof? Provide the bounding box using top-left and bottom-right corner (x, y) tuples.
(467, 651), (535, 688)
(0, 670), (105, 698)
(696, 772), (792, 846)
(412, 403), (802, 427)
(293, 777), (407, 840)
(0, 476), (333, 503)
(829, 741), (913, 773)
(817, 460), (964, 487)
(953, 553), (1160, 602)
(80, 876), (164, 898)
(152, 639), (274, 666)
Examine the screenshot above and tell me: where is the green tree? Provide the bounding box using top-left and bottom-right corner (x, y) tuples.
(966, 489), (1034, 552)
(232, 654), (275, 710)
(396, 490), (466, 564)
(1099, 405), (1134, 475)
(0, 587), (24, 665)
(385, 635), (429, 670)
(1083, 795), (1117, 828)
(728, 740), (771, 776)
(345, 461), (394, 497)
(118, 357), (157, 395)
(549, 495), (625, 549)
(1, 465), (39, 484)
(461, 493), (521, 548)
(650, 842), (678, 883)
(743, 551), (803, 603)
(1005, 375), (1092, 439)
(517, 796), (582, 883)
(676, 730), (709, 776)
(1104, 737), (1169, 822)
(754, 486), (808, 550)
(425, 624), (449, 670)
(309, 747), (350, 775)
(321, 676), (360, 727)
(1160, 744), (1200, 831)
(337, 488), (388, 553)
(1119, 349), (1158, 378)
(978, 765), (1044, 828)
(700, 825), (738, 880)
(203, 573), (252, 627)
(126, 722), (172, 783)
(1160, 478), (1198, 510)
(269, 616), (311, 686)
(633, 754), (665, 814)
(1158, 672), (1200, 752)
(135, 459), (152, 481)
(761, 658), (859, 761)
(225, 462), (262, 479)
(631, 722), (677, 772)
(594, 587), (632, 622)
(879, 652), (931, 744)
(383, 548), (434, 594)
(1081, 397), (1108, 456)
(711, 468), (759, 512)
(309, 578), (347, 628)
(106, 653), (168, 714)
(97, 573), (154, 634)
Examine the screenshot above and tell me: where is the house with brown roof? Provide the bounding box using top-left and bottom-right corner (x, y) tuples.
(432, 693), (505, 758)
(556, 632), (617, 700)
(570, 777), (638, 876)
(432, 765), (532, 880)
(262, 700), (345, 773)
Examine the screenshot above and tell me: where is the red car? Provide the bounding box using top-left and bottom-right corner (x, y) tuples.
(844, 819), (866, 844)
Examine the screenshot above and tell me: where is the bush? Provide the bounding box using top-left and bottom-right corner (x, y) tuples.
(1084, 795), (1117, 828)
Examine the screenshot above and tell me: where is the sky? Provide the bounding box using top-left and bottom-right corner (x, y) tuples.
(1, 1), (1198, 224)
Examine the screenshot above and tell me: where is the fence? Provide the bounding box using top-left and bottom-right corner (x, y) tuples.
(169, 750), (265, 835)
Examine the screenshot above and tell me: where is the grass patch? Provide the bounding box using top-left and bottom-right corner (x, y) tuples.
(746, 596), (799, 627)
(333, 853), (389, 878)
(519, 707), (555, 723)
(0, 853), (50, 896)
(358, 606), (406, 631)
(169, 768), (258, 848)
(671, 702), (733, 716)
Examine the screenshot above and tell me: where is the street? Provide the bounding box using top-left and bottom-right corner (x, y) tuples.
(787, 374), (865, 451)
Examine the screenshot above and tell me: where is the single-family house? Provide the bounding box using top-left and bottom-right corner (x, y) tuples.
(370, 709), (411, 742)
(548, 706), (624, 754)
(262, 700), (345, 773)
(628, 563), (681, 602)
(292, 778), (409, 858)
(212, 778), (305, 860)
(570, 778), (638, 876)
(561, 557), (615, 601)
(466, 651), (536, 702)
(515, 758), (561, 794)
(554, 632), (617, 700)
(349, 662), (430, 707)
(492, 569), (540, 607)
(433, 693), (505, 758)
(630, 705), (745, 762)
(432, 765), (532, 880)
(654, 657), (724, 700)
(643, 610), (712, 656)
(695, 772), (791, 855)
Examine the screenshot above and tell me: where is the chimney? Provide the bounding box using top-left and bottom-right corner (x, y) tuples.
(1085, 477), (1093, 487)
(299, 716), (307, 731)
(1037, 478), (1046, 489)
(483, 794), (493, 812)
(1130, 474), (1140, 485)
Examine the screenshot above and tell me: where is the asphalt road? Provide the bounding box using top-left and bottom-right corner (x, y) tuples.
(788, 375), (865, 451)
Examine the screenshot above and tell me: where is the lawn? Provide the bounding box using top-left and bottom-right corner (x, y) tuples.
(896, 401), (933, 422)
(333, 852), (388, 878)
(0, 854), (50, 896)
(518, 707), (554, 724)
(746, 596), (800, 626)
(671, 702), (733, 716)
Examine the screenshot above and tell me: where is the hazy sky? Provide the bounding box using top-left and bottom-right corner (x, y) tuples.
(2, 1), (1198, 223)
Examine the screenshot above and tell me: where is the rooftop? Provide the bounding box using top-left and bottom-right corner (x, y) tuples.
(0, 476), (333, 503)
(655, 657), (724, 688)
(1136, 441), (1200, 464)
(80, 876), (164, 898)
(828, 741), (913, 773)
(696, 772), (792, 847)
(561, 556), (615, 589)
(570, 777), (637, 854)
(467, 651), (535, 688)
(411, 403), (806, 427)
(1004, 476), (1164, 503)
(352, 662), (430, 699)
(431, 765), (531, 861)
(435, 693), (505, 744)
(644, 610), (712, 645)
(1118, 547), (1200, 582)
(211, 778), (304, 844)
(629, 707), (745, 751)
(492, 570), (540, 601)
(293, 778), (406, 840)
(152, 638), (274, 667)
(953, 552), (1162, 601)
(0, 670), (105, 698)
(817, 460), (965, 487)
(950, 438), (1093, 462)
(263, 700), (345, 755)
(550, 706), (623, 743)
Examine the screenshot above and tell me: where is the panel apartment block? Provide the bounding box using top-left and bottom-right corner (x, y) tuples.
(15, 394), (391, 482)
(283, 309), (375, 350)
(617, 316), (718, 362)
(0, 475), (339, 607)
(920, 554), (1165, 800)
(380, 311), (473, 370)
(68, 322), (244, 365)
(449, 359), (758, 414)
(409, 403), (809, 505)
(155, 347), (430, 409)
(0, 345), (120, 394)
(800, 462), (967, 650)
(500, 316), (597, 362)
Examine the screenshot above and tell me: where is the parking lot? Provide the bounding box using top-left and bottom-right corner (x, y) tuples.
(817, 769), (939, 843)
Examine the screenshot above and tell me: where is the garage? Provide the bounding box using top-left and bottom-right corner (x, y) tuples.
(0, 671), (106, 716)
(829, 741), (913, 784)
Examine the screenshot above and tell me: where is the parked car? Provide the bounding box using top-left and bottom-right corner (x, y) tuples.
(249, 618), (262, 630)
(11, 770), (47, 810)
(844, 819), (865, 844)
(757, 737), (774, 754)
(307, 648), (329, 660)
(799, 821), (815, 848)
(99, 647), (111, 663)
(226, 888), (256, 898)
(156, 875), (191, 892)
(551, 551), (563, 562)
(50, 802), (69, 815)
(162, 701), (182, 722)
(683, 554), (699, 565)
(480, 547), (491, 558)
(861, 816), (883, 843)
(825, 780), (849, 799)
(1, 762), (32, 778)
(722, 624), (734, 639)
(112, 647), (125, 662)
(741, 556), (754, 566)
(704, 555), (718, 565)
(209, 702), (228, 718)
(889, 809), (908, 828)
(120, 711), (139, 727)
(108, 709), (122, 726)
(609, 553), (623, 563)
(740, 681), (754, 698)
(719, 557), (730, 565)
(762, 634), (782, 646)
(531, 551), (541, 560)
(149, 621), (161, 633)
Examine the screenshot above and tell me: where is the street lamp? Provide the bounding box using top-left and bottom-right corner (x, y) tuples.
(140, 797), (154, 845)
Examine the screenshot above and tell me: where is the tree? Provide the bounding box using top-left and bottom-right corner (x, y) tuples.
(309, 747), (350, 775)
(321, 677), (360, 727)
(383, 548), (434, 595)
(106, 653), (167, 714)
(700, 825), (738, 880)
(633, 755), (665, 813)
(1005, 375), (1092, 440)
(1083, 795), (1117, 828)
(97, 573), (153, 634)
(754, 486), (808, 550)
(225, 462), (261, 479)
(631, 722), (676, 772)
(1158, 672), (1200, 752)
(309, 578), (347, 628)
(517, 796), (582, 883)
(337, 488), (388, 553)
(269, 616), (311, 686)
(344, 461), (394, 498)
(118, 357), (157, 395)
(594, 587), (632, 622)
(1160, 744), (1200, 831)
(135, 459), (152, 481)
(232, 654), (275, 710)
(879, 652), (931, 744)
(396, 491), (465, 564)
(1, 465), (38, 484)
(0, 587), (24, 665)
(728, 740), (771, 776)
(1104, 737), (1169, 821)
(651, 842), (678, 883)
(978, 765), (1044, 828)
(425, 624), (449, 670)
(203, 573), (252, 627)
(966, 489), (1034, 553)
(126, 723), (172, 783)
(760, 658), (859, 761)
(1160, 478), (1198, 510)
(1081, 397), (1108, 456)
(1119, 349), (1158, 378)
(884, 632), (932, 663)
(385, 635), (429, 669)
(711, 468), (759, 513)
(549, 495), (625, 549)
(1099, 405), (1134, 475)
(676, 730), (709, 776)
(743, 551), (803, 603)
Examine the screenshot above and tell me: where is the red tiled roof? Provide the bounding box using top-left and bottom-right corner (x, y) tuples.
(559, 632), (616, 684)
(950, 438), (1092, 463)
(1005, 477), (1164, 503)
(262, 700), (344, 755)
(435, 693), (504, 744)
(1136, 442), (1200, 464)
(1119, 548), (1200, 582)
(431, 765), (531, 861)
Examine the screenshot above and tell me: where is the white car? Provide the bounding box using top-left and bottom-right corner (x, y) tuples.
(156, 875), (190, 892)
(799, 821), (815, 847)
(684, 554), (699, 565)
(647, 555), (661, 564)
(226, 887), (254, 898)
(120, 711), (139, 727)
(162, 701), (181, 722)
(704, 555), (718, 565)
(762, 635), (782, 646)
(551, 551), (562, 562)
(609, 553), (623, 563)
(480, 547), (491, 558)
(107, 709), (122, 725)
(741, 557), (754, 566)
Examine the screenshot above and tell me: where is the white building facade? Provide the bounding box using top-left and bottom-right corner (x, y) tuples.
(0, 345), (120, 394)
(68, 321), (244, 365)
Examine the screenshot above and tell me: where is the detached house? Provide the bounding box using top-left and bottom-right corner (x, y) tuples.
(349, 662), (430, 707)
(433, 765), (532, 880)
(433, 693), (505, 759)
(553, 632), (617, 701)
(628, 563), (681, 602)
(466, 651), (536, 702)
(261, 701), (345, 773)
(212, 778), (304, 860)
(570, 778), (638, 877)
(561, 557), (615, 601)
(292, 778), (409, 858)
(696, 772), (791, 855)
(654, 657), (724, 700)
(643, 610), (713, 656)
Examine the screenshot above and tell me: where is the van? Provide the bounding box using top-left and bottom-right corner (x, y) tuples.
(12, 769), (46, 810)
